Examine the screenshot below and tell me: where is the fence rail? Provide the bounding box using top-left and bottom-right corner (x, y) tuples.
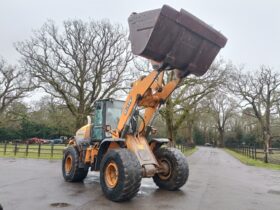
(0, 142), (64, 159)
(228, 145), (280, 165)
(0, 142), (191, 159)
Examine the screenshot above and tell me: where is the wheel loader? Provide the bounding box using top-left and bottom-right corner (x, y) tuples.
(62, 5), (227, 201)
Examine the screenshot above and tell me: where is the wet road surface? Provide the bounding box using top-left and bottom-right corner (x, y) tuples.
(0, 147), (279, 210)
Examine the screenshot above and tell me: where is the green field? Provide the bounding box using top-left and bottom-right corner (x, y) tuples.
(184, 147), (198, 156)
(0, 144), (65, 159)
(0, 143), (195, 160)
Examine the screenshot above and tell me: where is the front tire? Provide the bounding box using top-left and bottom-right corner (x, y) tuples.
(153, 147), (189, 190)
(100, 149), (142, 202)
(62, 146), (88, 182)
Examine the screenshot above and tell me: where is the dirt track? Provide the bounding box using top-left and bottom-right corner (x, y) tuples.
(0, 147), (279, 210)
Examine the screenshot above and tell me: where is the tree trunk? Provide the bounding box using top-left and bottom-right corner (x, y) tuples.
(186, 122), (194, 146)
(166, 122), (176, 147)
(262, 129), (271, 163)
(219, 130), (224, 148)
(165, 99), (176, 146)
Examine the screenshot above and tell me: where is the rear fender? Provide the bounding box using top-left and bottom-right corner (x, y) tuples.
(63, 142), (87, 169)
(93, 138), (125, 171)
(149, 138), (170, 151)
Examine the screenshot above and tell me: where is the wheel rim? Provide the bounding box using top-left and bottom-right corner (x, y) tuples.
(65, 155), (72, 174)
(158, 158), (172, 180)
(105, 161), (118, 188)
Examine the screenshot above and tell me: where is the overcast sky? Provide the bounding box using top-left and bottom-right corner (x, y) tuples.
(0, 0), (280, 71)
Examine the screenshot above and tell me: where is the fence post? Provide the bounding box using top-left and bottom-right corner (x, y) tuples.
(25, 143), (29, 157)
(249, 146), (251, 158)
(249, 146), (252, 158)
(254, 145), (257, 160)
(38, 143), (41, 158)
(4, 141), (7, 155)
(51, 142), (54, 158)
(14, 143), (17, 156)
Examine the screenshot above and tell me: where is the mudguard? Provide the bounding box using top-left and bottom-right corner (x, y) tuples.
(93, 138), (125, 171)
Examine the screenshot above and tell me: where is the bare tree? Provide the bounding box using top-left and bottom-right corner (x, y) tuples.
(160, 59), (230, 144)
(229, 67), (280, 162)
(208, 92), (237, 147)
(16, 20), (133, 128)
(0, 57), (31, 114)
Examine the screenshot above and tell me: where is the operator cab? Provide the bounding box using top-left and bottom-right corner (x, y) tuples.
(92, 99), (124, 141)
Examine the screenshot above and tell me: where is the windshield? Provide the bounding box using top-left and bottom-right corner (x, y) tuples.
(106, 100), (124, 130)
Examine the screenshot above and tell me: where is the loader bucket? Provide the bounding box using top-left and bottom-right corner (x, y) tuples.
(128, 5), (227, 76)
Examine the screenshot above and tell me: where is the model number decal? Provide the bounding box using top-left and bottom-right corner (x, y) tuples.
(124, 96), (132, 115)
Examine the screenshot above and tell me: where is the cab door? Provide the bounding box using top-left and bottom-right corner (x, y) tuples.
(92, 101), (105, 141)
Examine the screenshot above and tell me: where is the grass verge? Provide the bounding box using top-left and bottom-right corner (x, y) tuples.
(0, 152), (62, 160)
(225, 148), (280, 170)
(184, 147), (198, 156)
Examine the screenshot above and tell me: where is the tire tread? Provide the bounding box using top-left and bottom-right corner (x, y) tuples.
(153, 147), (189, 190)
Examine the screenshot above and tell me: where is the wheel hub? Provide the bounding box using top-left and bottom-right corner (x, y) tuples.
(105, 161), (119, 188)
(158, 158), (172, 180)
(65, 155), (72, 174)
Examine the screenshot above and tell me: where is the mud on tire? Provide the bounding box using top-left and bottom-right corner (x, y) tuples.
(62, 146), (88, 182)
(153, 147), (189, 190)
(100, 149), (142, 202)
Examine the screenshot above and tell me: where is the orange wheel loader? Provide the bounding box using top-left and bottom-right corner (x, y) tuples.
(62, 5), (227, 202)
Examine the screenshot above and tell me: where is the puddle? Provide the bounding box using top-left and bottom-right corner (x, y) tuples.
(267, 190), (280, 195)
(137, 190), (149, 196)
(140, 183), (157, 189)
(50, 203), (71, 208)
(83, 175), (99, 184)
(50, 202), (70, 208)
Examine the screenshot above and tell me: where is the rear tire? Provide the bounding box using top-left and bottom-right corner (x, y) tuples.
(62, 146), (88, 182)
(153, 147), (189, 190)
(100, 149), (142, 202)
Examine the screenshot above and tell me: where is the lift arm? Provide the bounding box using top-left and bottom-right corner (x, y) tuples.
(114, 68), (182, 138)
